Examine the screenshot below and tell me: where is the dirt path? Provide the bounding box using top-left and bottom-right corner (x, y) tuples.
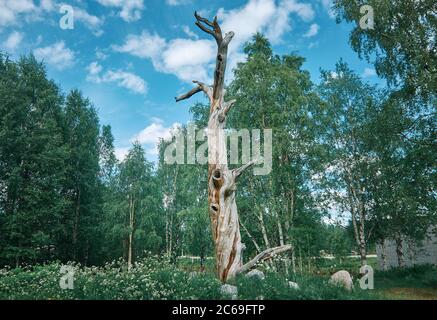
(382, 288), (437, 300)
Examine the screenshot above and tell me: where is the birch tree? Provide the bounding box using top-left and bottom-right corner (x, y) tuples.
(318, 60), (380, 266)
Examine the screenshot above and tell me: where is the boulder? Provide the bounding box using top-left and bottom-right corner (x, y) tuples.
(245, 269), (265, 280)
(220, 284), (238, 300)
(288, 281), (300, 290)
(329, 270), (353, 291)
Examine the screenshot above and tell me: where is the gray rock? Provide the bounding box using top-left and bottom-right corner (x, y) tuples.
(329, 270), (353, 291)
(245, 269), (265, 280)
(288, 281), (300, 290)
(220, 284), (238, 300)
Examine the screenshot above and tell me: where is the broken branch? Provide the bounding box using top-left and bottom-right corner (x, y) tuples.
(194, 11), (222, 44)
(237, 244), (293, 275)
(233, 158), (262, 178)
(223, 99), (236, 115)
(175, 80), (212, 102)
(218, 99), (236, 122)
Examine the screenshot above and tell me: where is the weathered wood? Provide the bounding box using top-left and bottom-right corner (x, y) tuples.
(175, 12), (291, 282)
(237, 245), (293, 275)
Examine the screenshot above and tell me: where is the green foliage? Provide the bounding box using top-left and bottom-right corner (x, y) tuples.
(226, 34), (328, 262)
(375, 265), (437, 289)
(0, 257), (222, 300)
(0, 257), (384, 300)
(235, 272), (380, 300)
(333, 0), (436, 103)
(0, 55), (69, 266)
(178, 205), (213, 267)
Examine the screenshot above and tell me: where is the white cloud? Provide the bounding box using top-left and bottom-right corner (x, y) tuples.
(114, 31), (215, 83)
(218, 0), (276, 46)
(87, 61), (103, 75)
(113, 31), (166, 61)
(40, 0), (55, 11)
(115, 147), (129, 161)
(320, 0), (336, 19)
(304, 23), (319, 38)
(362, 67), (376, 78)
(0, 0), (36, 27)
(95, 48), (109, 60)
(72, 6), (105, 36)
(96, 0), (144, 22)
(104, 70), (148, 94)
(166, 0), (191, 5)
(34, 41), (75, 70)
(113, 0), (315, 83)
(161, 38), (215, 82)
(0, 1), (104, 36)
(182, 25), (198, 39)
(86, 61), (148, 95)
(308, 41), (318, 49)
(131, 119), (181, 155)
(2, 31), (23, 51)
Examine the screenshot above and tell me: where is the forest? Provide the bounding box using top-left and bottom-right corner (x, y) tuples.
(0, 0), (436, 300)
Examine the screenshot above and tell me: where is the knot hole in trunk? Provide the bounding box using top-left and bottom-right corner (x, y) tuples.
(212, 169), (223, 189)
(210, 203), (219, 213)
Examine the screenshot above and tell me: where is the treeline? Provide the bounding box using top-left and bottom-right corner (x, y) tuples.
(0, 55), (163, 267)
(157, 34), (435, 272)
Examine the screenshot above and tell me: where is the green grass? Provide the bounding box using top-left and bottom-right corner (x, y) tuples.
(312, 256), (378, 276)
(0, 256), (382, 300)
(0, 257), (435, 300)
(375, 265), (437, 288)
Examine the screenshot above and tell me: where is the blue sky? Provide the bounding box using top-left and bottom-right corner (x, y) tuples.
(0, 0), (380, 161)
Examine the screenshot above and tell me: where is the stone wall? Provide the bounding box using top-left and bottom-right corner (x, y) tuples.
(376, 228), (437, 270)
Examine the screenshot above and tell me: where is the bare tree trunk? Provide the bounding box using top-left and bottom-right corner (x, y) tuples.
(168, 166), (179, 258)
(73, 188), (80, 260)
(248, 180), (271, 249)
(378, 238), (387, 271)
(299, 247), (303, 273)
(127, 195), (134, 270)
(284, 188), (295, 273)
(175, 12), (290, 282)
(348, 183), (367, 266)
(358, 217), (367, 266)
(407, 238), (416, 267)
(258, 209), (271, 249)
(358, 192), (367, 266)
(240, 220), (261, 253)
(165, 211), (169, 255)
(395, 235), (405, 268)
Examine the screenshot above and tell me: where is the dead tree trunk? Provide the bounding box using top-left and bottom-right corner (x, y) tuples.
(175, 12), (291, 282)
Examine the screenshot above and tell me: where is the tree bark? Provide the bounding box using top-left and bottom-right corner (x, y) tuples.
(378, 238), (387, 271)
(73, 188), (80, 260)
(127, 194), (135, 270)
(175, 12), (291, 282)
(348, 182), (367, 266)
(240, 219), (261, 253)
(395, 235), (405, 268)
